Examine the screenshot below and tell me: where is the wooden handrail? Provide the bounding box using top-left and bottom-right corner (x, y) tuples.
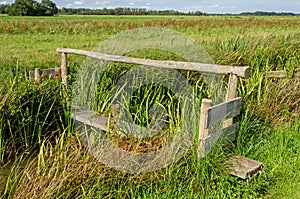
(57, 48), (250, 78)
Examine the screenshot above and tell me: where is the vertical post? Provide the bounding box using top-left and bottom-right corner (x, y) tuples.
(224, 74), (238, 128)
(61, 52), (68, 88)
(198, 98), (212, 157)
(35, 68), (41, 83)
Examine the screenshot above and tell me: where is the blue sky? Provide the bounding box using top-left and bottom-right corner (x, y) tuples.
(1, 0), (300, 13)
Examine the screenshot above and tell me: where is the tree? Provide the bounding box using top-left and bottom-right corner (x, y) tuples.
(9, 0), (58, 16)
(9, 0), (34, 16)
(0, 4), (10, 14)
(41, 0), (58, 16)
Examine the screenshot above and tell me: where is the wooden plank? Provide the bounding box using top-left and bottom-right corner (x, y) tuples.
(207, 97), (242, 128)
(42, 68), (61, 79)
(200, 123), (238, 157)
(224, 74), (238, 128)
(226, 155), (264, 179)
(265, 70), (286, 78)
(73, 108), (108, 131)
(57, 48), (250, 78)
(29, 68), (61, 81)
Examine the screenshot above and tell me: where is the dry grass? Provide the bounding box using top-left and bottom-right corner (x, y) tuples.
(252, 72), (300, 125)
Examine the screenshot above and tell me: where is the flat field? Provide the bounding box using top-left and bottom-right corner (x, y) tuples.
(0, 15), (299, 198)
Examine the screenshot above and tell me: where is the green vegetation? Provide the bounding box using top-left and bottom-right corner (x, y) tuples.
(4, 0), (58, 16)
(0, 15), (299, 198)
(1, 3), (299, 16)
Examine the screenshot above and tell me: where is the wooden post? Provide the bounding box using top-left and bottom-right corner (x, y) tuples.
(61, 52), (68, 87)
(224, 74), (238, 128)
(198, 98), (212, 157)
(34, 68), (41, 83)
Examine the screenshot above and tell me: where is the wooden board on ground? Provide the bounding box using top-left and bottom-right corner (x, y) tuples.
(226, 155), (264, 179)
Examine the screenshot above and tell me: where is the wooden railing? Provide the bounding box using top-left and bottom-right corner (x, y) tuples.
(56, 48), (250, 86)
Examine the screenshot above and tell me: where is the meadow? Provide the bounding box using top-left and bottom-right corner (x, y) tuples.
(0, 15), (299, 198)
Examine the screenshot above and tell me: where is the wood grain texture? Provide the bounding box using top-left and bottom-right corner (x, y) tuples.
(29, 68), (61, 81)
(207, 97), (242, 128)
(265, 70), (286, 78)
(226, 155), (264, 179)
(57, 48), (250, 78)
(73, 108), (108, 131)
(198, 99), (212, 157)
(60, 52), (68, 87)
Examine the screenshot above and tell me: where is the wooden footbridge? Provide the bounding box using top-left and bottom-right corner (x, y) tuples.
(29, 48), (265, 179)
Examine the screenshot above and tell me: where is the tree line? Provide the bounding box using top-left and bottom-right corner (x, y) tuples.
(1, 0), (58, 16)
(0, 1), (299, 16)
(58, 7), (207, 16)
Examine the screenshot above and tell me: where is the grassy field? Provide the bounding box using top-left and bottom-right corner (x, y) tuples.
(0, 15), (299, 198)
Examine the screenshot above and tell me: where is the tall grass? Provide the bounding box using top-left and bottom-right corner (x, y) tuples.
(0, 66), (71, 160)
(0, 15), (299, 198)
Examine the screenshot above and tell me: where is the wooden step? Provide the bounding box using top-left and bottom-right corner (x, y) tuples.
(226, 155), (264, 180)
(73, 108), (108, 131)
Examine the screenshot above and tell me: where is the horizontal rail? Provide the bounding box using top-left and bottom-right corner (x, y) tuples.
(29, 68), (61, 81)
(57, 48), (250, 78)
(265, 70), (286, 78)
(206, 97), (242, 128)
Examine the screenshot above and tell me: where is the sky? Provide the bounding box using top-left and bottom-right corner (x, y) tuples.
(1, 0), (300, 14)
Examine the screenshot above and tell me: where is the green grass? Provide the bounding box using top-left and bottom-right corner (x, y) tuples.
(0, 15), (299, 198)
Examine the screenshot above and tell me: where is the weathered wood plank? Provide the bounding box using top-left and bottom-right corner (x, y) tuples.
(226, 155), (264, 179)
(200, 123), (238, 157)
(73, 108), (108, 131)
(57, 48), (250, 78)
(265, 70), (286, 78)
(207, 97), (242, 128)
(29, 68), (61, 81)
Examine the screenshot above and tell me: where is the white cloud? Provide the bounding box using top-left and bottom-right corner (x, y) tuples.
(128, 2), (135, 6)
(74, 1), (84, 5)
(209, 4), (220, 9)
(96, 1), (110, 6)
(0, 1), (7, 4)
